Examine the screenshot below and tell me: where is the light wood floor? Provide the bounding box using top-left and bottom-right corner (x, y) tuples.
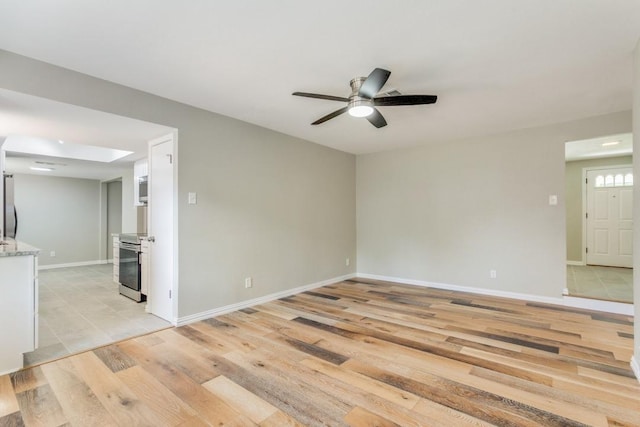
(1, 278), (638, 426)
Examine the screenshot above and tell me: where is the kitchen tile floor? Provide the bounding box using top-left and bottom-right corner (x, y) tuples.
(566, 264), (633, 303)
(23, 263), (171, 367)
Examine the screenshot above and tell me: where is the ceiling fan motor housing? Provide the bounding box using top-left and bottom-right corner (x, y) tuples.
(348, 77), (374, 116)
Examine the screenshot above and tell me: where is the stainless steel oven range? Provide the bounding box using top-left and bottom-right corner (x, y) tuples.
(118, 233), (146, 302)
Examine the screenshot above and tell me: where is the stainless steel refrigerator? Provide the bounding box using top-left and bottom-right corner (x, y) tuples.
(3, 174), (17, 239)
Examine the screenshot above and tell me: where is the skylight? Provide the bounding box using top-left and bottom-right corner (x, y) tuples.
(3, 134), (133, 163)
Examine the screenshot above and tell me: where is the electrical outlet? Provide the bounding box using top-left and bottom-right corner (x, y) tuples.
(489, 269), (497, 279)
(346, 258), (350, 266)
(245, 277), (252, 288)
(50, 251), (56, 257)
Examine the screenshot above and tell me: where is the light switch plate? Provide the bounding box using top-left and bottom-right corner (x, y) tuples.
(188, 192), (197, 205)
(548, 195), (558, 206)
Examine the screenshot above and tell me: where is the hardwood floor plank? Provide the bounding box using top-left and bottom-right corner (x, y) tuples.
(40, 358), (117, 427)
(343, 358), (589, 427)
(238, 347), (437, 427)
(92, 346), (137, 373)
(259, 410), (306, 427)
(130, 335), (219, 384)
(9, 368), (47, 395)
(14, 384), (67, 427)
(344, 406), (400, 427)
(70, 351), (169, 426)
(0, 411), (25, 426)
(202, 375), (278, 423)
(221, 349), (351, 426)
(115, 365), (198, 425)
(411, 398), (496, 427)
(0, 374), (20, 418)
(117, 338), (256, 426)
(1, 278), (638, 426)
(300, 357), (421, 410)
(293, 316), (557, 386)
(470, 366), (640, 426)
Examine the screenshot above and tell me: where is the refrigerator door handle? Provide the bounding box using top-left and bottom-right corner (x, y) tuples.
(13, 206), (17, 237)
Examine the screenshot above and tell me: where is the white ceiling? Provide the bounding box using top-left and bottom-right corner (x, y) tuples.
(0, 1), (639, 155)
(0, 88), (174, 179)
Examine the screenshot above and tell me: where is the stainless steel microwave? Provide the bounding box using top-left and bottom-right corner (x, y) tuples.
(138, 175), (148, 204)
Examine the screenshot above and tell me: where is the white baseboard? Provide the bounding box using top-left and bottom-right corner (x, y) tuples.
(632, 356), (640, 383)
(38, 260), (108, 270)
(176, 273), (357, 327)
(562, 296), (634, 316)
(566, 260), (585, 266)
(356, 273), (633, 316)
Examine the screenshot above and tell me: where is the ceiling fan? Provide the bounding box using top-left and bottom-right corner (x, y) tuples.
(292, 68), (437, 128)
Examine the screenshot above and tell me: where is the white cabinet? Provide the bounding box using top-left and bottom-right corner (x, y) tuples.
(133, 158), (148, 207)
(113, 236), (120, 283)
(0, 252), (38, 375)
(140, 238), (150, 296)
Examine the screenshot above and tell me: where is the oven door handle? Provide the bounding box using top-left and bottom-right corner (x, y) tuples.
(120, 242), (140, 251)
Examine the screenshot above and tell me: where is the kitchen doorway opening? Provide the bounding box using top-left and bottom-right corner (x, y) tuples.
(0, 89), (179, 367)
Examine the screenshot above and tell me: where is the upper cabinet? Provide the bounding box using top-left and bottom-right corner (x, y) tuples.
(133, 158), (148, 206)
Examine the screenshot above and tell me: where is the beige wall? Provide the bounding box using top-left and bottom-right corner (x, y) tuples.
(0, 50), (357, 319)
(13, 174), (101, 266)
(565, 156), (632, 263)
(357, 111), (631, 298)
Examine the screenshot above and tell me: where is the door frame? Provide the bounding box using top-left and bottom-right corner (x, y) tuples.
(581, 164), (632, 266)
(148, 131), (179, 324)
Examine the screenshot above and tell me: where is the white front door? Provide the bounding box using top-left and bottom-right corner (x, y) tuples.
(586, 168), (633, 268)
(148, 133), (175, 322)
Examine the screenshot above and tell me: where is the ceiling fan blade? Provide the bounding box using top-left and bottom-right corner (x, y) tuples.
(358, 68), (391, 99)
(374, 95), (438, 106)
(312, 106), (349, 125)
(366, 108), (387, 128)
(292, 92), (349, 102)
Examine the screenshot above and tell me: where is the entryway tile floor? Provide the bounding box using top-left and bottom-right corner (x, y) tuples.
(24, 264), (171, 367)
(566, 265), (633, 304)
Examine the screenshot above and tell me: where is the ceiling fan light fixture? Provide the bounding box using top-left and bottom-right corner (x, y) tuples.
(348, 105), (374, 118)
(348, 98), (374, 117)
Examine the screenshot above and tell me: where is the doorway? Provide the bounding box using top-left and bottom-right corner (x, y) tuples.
(565, 133), (633, 303)
(0, 90), (178, 367)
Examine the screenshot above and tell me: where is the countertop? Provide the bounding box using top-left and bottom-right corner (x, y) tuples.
(0, 239), (40, 257)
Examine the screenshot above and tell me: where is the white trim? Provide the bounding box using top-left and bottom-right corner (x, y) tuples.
(562, 296), (633, 316)
(38, 260), (108, 270)
(176, 273), (356, 326)
(631, 356), (640, 383)
(356, 273), (633, 315)
(566, 260), (584, 266)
